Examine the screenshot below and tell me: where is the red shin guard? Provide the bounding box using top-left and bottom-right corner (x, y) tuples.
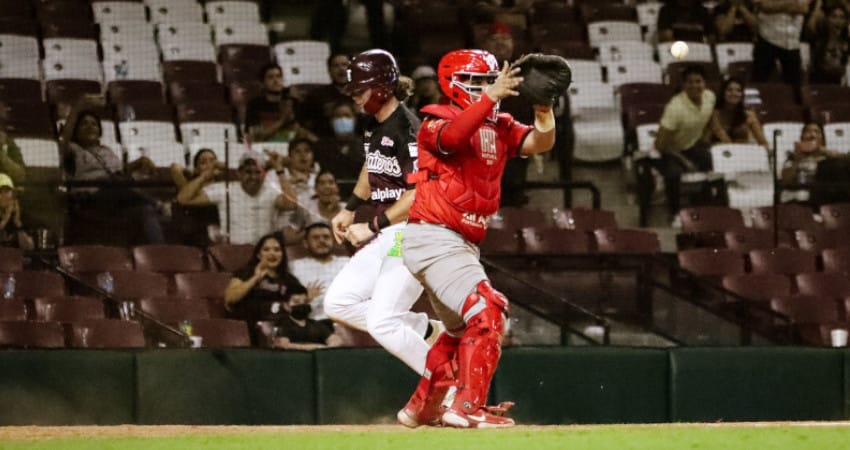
(400, 333), (460, 426)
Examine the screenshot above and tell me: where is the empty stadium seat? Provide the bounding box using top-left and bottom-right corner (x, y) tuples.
(213, 22), (268, 47)
(824, 123), (850, 153)
(0, 298), (26, 321)
(587, 21), (642, 47)
(133, 245), (206, 273)
(187, 318), (251, 347)
(0, 247), (23, 272)
(552, 208), (618, 231)
(749, 248), (818, 275)
(770, 295), (840, 325)
(99, 20), (155, 44)
(715, 42), (754, 74)
(174, 272), (231, 300)
(801, 84), (850, 107)
(596, 40), (654, 63)
(59, 245), (134, 274)
(140, 297), (211, 323)
(205, 1), (261, 23)
(723, 228), (780, 253)
(479, 229), (521, 255)
(821, 203), (850, 230)
(679, 206), (745, 232)
(722, 273), (792, 303)
(809, 104), (850, 125)
(750, 205), (817, 231)
(0, 78), (41, 103)
(107, 270), (169, 299)
(66, 319), (146, 348)
(207, 244), (253, 272)
(678, 248), (746, 276)
(821, 248), (850, 275)
(32, 297), (105, 322)
(108, 80), (165, 104)
(0, 321), (65, 348)
(594, 228), (660, 253)
(162, 60), (218, 84)
(0, 271), (66, 299)
(796, 272), (850, 298)
(148, 0), (204, 24)
(604, 61), (663, 87)
(521, 228), (592, 254)
(92, 1), (146, 23)
(46, 79), (101, 105)
(494, 207), (547, 231)
(794, 228), (848, 252)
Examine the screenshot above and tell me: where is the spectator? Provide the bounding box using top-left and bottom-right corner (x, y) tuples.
(714, 0), (760, 42)
(176, 150), (298, 245)
(781, 122), (844, 183)
(652, 65), (716, 218)
(313, 101), (365, 180)
(225, 232), (307, 323)
(282, 138), (320, 206)
(289, 222), (350, 322)
(0, 131), (25, 185)
(485, 22), (516, 62)
(246, 63), (317, 143)
(407, 65), (443, 115)
(301, 170), (344, 224)
(752, 0), (810, 84)
(300, 53), (354, 138)
(170, 148), (222, 246)
(705, 77), (769, 146)
(0, 174), (33, 250)
(804, 0), (850, 84)
(59, 95), (164, 244)
(272, 291), (343, 350)
(657, 0), (714, 42)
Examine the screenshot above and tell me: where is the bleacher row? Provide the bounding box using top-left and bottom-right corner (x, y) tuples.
(0, 0), (332, 172)
(675, 204), (850, 345)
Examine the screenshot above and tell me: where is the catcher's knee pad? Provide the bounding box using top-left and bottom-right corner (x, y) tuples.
(451, 281), (509, 414)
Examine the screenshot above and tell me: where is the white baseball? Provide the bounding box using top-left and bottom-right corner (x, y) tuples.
(670, 41), (689, 60)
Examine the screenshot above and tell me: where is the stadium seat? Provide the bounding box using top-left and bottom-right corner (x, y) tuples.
(148, 1), (204, 24)
(596, 40), (654, 63)
(569, 81), (624, 161)
(495, 207), (547, 231)
(809, 104), (850, 125)
(124, 142), (187, 167)
(66, 319), (146, 348)
(218, 43), (272, 66)
(162, 41), (217, 62)
(594, 228), (660, 253)
(657, 41), (714, 70)
(0, 18), (38, 37)
(186, 318), (251, 347)
(102, 56), (162, 83)
(822, 247), (850, 275)
(179, 121), (239, 146)
(794, 228), (848, 252)
(749, 248), (818, 275)
(156, 22), (213, 49)
(1, 102), (56, 139)
(679, 207), (744, 232)
(479, 229), (521, 255)
(715, 42), (754, 74)
(587, 21), (642, 47)
(750, 83), (798, 107)
(107, 270), (169, 299)
(530, 23), (588, 51)
(162, 60), (218, 84)
(0, 0), (32, 19)
(521, 228), (592, 254)
(537, 41), (595, 60)
(604, 61), (663, 88)
(582, 3), (637, 23)
(530, 2), (579, 24)
(710, 144), (773, 208)
(46, 79), (101, 105)
(0, 247), (23, 272)
(567, 60), (604, 84)
(43, 37), (98, 61)
(32, 297), (105, 322)
(99, 20), (155, 44)
(722, 273), (792, 303)
(552, 208), (618, 231)
(762, 121), (804, 158)
(139, 297), (211, 323)
(723, 228), (780, 253)
(770, 295), (840, 325)
(796, 272), (850, 298)
(0, 34), (39, 60)
(821, 203), (850, 230)
(213, 22), (269, 47)
(108, 80), (165, 104)
(58, 245), (133, 274)
(168, 80), (226, 105)
(0, 321), (65, 348)
(0, 271), (66, 300)
(678, 248), (746, 276)
(208, 244), (253, 272)
(0, 299), (27, 321)
(801, 84), (850, 107)
(102, 39), (160, 64)
(0, 79), (41, 103)
(823, 122), (850, 153)
(750, 204), (817, 231)
(205, 1), (261, 23)
(43, 56), (103, 83)
(133, 245), (206, 274)
(636, 1), (662, 41)
(176, 101), (233, 123)
(91, 1), (146, 23)
(0, 57), (40, 80)
(174, 272), (231, 300)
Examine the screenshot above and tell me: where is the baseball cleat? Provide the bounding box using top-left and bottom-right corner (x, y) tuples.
(441, 407), (516, 429)
(396, 405), (442, 428)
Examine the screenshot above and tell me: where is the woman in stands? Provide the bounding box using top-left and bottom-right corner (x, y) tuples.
(704, 77), (767, 147)
(781, 122), (844, 184)
(225, 232), (308, 325)
(804, 1), (850, 85)
(59, 94), (164, 244)
(170, 148), (222, 246)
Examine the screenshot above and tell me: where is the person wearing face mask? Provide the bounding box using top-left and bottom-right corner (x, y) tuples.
(314, 101), (365, 180)
(246, 63), (318, 143)
(273, 289), (343, 350)
(301, 53), (355, 138)
(225, 232), (309, 324)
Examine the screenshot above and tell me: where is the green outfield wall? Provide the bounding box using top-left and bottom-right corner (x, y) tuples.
(0, 347), (845, 425)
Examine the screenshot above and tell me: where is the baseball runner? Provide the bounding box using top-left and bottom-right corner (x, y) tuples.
(397, 50), (567, 428)
(324, 49), (435, 374)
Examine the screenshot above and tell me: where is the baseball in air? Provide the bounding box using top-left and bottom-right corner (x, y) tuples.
(670, 41), (689, 59)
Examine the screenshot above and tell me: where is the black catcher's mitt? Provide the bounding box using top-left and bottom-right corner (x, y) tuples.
(512, 53), (572, 105)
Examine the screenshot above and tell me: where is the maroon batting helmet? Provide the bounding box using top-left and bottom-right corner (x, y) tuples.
(344, 49), (399, 114)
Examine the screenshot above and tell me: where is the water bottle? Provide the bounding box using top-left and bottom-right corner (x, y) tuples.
(98, 271), (114, 294)
(2, 274), (15, 300)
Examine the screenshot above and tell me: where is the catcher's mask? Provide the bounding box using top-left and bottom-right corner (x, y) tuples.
(438, 49), (501, 119)
(344, 49), (399, 115)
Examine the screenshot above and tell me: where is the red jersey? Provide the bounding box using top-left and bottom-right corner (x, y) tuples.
(409, 103), (532, 243)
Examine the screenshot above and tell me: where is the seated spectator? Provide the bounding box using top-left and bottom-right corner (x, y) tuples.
(301, 170), (344, 224)
(170, 148), (222, 246)
(752, 0), (809, 84)
(289, 222), (350, 322)
(0, 174), (33, 250)
(803, 0), (850, 84)
(407, 65), (443, 116)
(714, 0), (759, 42)
(658, 0), (713, 42)
(282, 138), (320, 206)
(781, 122), (845, 183)
(313, 101), (365, 180)
(272, 291), (342, 350)
(705, 77), (768, 146)
(59, 95), (164, 244)
(225, 232), (307, 323)
(300, 53), (354, 138)
(0, 131), (25, 185)
(652, 65), (716, 218)
(246, 63), (317, 143)
(177, 150), (297, 245)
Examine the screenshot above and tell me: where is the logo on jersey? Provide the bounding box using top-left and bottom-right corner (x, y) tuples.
(366, 151), (402, 176)
(381, 136), (394, 147)
(371, 187), (405, 202)
(408, 143), (418, 158)
(461, 212), (489, 229)
(478, 128), (497, 165)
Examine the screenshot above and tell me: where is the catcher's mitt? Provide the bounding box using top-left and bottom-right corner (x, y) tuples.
(512, 53), (572, 105)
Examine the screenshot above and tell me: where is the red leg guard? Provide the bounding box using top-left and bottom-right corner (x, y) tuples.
(397, 333), (459, 428)
(450, 280), (508, 415)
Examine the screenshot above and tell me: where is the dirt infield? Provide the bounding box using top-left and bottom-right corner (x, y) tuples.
(3, 422), (850, 441)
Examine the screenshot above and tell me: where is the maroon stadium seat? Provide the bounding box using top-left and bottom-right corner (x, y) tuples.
(0, 79), (42, 103)
(36, 0), (92, 24)
(0, 321), (65, 348)
(801, 84), (850, 106)
(109, 270), (169, 299)
(32, 296), (105, 322)
(750, 204), (817, 231)
(521, 228), (592, 254)
(553, 208), (618, 231)
(809, 104), (850, 125)
(479, 229), (521, 255)
(139, 297), (211, 323)
(594, 228), (660, 253)
(723, 228), (781, 253)
(771, 295), (840, 324)
(749, 248), (818, 275)
(107, 80), (164, 105)
(822, 247), (850, 275)
(163, 60), (218, 84)
(497, 207), (547, 231)
(794, 228), (844, 252)
(46, 79), (101, 105)
(0, 247), (23, 272)
(820, 203), (850, 230)
(0, 271), (66, 299)
(187, 318), (251, 348)
(0, 299), (27, 321)
(66, 319), (146, 348)
(680, 206), (745, 232)
(133, 245), (205, 274)
(176, 102), (234, 123)
(208, 244), (254, 272)
(174, 272), (231, 301)
(0, 0), (32, 19)
(218, 44), (272, 66)
(754, 104), (806, 124)
(58, 245), (133, 274)
(722, 273), (792, 303)
(796, 273), (850, 298)
(168, 81), (227, 105)
(40, 18), (97, 39)
(678, 248), (746, 276)
(750, 82), (798, 106)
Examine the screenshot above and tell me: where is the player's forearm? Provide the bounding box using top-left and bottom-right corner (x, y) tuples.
(383, 189), (415, 225)
(352, 164), (371, 201)
(438, 95), (497, 153)
(521, 108), (556, 155)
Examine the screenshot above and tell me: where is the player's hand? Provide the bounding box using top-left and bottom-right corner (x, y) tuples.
(484, 62), (522, 103)
(345, 222), (375, 246)
(331, 209), (355, 244)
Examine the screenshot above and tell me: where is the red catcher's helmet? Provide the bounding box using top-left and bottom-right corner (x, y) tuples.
(344, 49), (399, 114)
(438, 50), (500, 109)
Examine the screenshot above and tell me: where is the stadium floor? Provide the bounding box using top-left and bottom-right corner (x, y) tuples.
(1, 423), (848, 450)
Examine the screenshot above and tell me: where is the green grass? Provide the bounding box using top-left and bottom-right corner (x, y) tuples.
(1, 424), (850, 450)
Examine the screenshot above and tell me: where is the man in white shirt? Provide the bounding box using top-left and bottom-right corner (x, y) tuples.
(176, 151), (297, 244)
(752, 0), (810, 84)
(290, 222), (350, 321)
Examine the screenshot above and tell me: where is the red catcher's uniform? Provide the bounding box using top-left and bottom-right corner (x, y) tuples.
(409, 103), (532, 243)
